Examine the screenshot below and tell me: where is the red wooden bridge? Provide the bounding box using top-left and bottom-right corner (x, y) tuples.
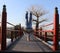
(0, 5), (60, 52)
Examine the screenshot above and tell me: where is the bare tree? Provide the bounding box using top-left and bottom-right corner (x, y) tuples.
(28, 5), (48, 36)
(28, 5), (47, 17)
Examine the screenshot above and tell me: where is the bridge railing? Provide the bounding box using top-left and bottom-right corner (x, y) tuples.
(39, 23), (54, 41)
(0, 5), (23, 51)
(6, 22), (22, 42)
(34, 7), (59, 51)
(0, 21), (23, 50)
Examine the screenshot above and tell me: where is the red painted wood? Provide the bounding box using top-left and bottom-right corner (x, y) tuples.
(0, 27), (2, 45)
(34, 30), (53, 32)
(1, 5), (7, 50)
(44, 32), (47, 42)
(42, 23), (53, 27)
(34, 7), (59, 51)
(40, 32), (42, 38)
(53, 7), (59, 51)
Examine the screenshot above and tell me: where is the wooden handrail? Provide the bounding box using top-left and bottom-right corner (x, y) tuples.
(0, 22), (15, 26)
(34, 30), (54, 32)
(41, 23), (53, 27)
(7, 29), (20, 32)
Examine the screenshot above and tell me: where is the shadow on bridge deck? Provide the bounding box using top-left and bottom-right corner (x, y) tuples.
(6, 33), (53, 52)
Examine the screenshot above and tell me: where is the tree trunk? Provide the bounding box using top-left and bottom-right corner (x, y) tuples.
(35, 17), (39, 37)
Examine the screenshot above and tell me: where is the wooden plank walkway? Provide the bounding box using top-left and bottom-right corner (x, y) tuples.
(7, 32), (53, 52)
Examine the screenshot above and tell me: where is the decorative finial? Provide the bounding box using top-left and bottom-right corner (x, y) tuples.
(55, 7), (57, 9)
(3, 4), (6, 12)
(55, 7), (58, 13)
(3, 4), (6, 8)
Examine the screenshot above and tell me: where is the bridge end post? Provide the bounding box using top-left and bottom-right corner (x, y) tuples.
(53, 7), (59, 51)
(1, 5), (7, 50)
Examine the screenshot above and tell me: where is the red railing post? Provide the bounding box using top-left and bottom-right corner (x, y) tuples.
(17, 30), (19, 38)
(44, 32), (47, 42)
(53, 7), (59, 51)
(1, 5), (7, 50)
(0, 27), (2, 45)
(40, 31), (42, 38)
(11, 31), (14, 42)
(14, 31), (17, 39)
(20, 24), (23, 36)
(40, 27), (42, 38)
(19, 30), (20, 37)
(20, 24), (21, 36)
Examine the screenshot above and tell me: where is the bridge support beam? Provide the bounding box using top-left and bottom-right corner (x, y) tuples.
(53, 7), (59, 51)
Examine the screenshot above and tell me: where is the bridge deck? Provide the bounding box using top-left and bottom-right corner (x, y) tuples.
(7, 33), (53, 52)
